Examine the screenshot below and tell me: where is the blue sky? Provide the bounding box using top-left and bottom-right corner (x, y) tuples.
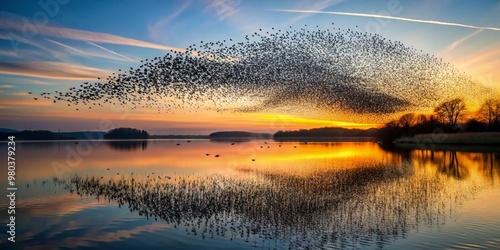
(0, 0), (499, 133)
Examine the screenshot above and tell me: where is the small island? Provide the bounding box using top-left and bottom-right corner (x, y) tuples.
(103, 127), (150, 139)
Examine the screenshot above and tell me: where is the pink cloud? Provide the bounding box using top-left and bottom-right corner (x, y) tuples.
(0, 61), (110, 80)
(0, 18), (186, 52)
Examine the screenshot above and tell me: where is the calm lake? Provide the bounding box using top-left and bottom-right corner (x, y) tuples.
(1, 140), (499, 249)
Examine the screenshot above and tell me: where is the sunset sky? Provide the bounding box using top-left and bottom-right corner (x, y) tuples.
(0, 0), (499, 134)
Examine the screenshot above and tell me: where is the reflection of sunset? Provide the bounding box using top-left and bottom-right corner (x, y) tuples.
(10, 141), (500, 182)
(13, 194), (105, 217)
(2, 141), (499, 249)
(410, 150), (500, 181)
(51, 223), (172, 248)
(11, 141), (394, 181)
(7, 192), (172, 249)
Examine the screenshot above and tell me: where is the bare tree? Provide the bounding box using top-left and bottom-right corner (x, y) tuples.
(478, 99), (500, 128)
(398, 113), (415, 130)
(415, 114), (428, 125)
(434, 98), (466, 127)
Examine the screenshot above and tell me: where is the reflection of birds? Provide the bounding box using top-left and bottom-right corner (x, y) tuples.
(50, 161), (423, 248)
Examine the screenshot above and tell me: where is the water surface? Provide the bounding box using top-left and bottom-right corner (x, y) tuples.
(0, 140), (499, 249)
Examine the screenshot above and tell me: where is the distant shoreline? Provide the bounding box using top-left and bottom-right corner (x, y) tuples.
(0, 137), (378, 143)
(0, 138), (208, 142)
(394, 132), (500, 146)
(273, 137), (377, 142)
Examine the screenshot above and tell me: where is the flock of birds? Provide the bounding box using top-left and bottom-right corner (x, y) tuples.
(32, 24), (491, 122)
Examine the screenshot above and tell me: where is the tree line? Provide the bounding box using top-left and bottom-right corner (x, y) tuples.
(274, 127), (378, 138)
(378, 98), (500, 143)
(103, 127), (149, 139)
(1, 128), (150, 140)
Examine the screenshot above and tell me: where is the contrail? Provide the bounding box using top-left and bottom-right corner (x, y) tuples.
(87, 42), (137, 62)
(273, 9), (500, 31)
(45, 38), (86, 54)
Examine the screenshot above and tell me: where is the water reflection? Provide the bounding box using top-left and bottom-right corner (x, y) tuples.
(2, 141), (500, 249)
(106, 140), (148, 151)
(380, 145), (500, 180)
(49, 159), (495, 249)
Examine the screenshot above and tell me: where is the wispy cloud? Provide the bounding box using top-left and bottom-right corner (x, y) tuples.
(0, 84), (14, 88)
(0, 50), (20, 58)
(206, 0), (242, 20)
(148, 1), (191, 43)
(87, 42), (137, 62)
(289, 0), (345, 24)
(442, 29), (483, 54)
(0, 61), (110, 80)
(11, 91), (29, 96)
(272, 9), (500, 31)
(446, 46), (500, 89)
(0, 99), (51, 107)
(456, 48), (500, 68)
(0, 18), (186, 52)
(0, 32), (63, 58)
(7, 78), (53, 86)
(205, 0), (263, 33)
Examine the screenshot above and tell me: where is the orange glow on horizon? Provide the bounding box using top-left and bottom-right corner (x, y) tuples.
(1, 98), (382, 133)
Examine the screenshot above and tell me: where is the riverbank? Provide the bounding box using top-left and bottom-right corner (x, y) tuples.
(394, 132), (500, 146)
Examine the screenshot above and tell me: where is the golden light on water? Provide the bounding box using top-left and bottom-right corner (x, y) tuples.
(3, 140), (499, 249)
(14, 141), (499, 183)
